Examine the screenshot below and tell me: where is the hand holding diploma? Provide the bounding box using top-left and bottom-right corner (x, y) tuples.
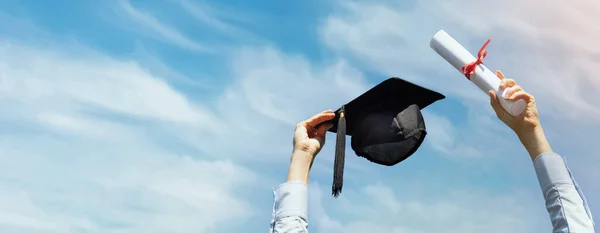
(487, 70), (552, 161)
(430, 30), (526, 116)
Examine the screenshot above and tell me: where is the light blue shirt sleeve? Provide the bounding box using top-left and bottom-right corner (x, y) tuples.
(269, 181), (309, 233)
(533, 152), (595, 232)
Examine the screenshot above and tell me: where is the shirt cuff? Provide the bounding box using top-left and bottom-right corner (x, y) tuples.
(533, 152), (573, 193)
(273, 181), (308, 221)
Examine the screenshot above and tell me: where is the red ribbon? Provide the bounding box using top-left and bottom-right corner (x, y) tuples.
(462, 39), (491, 80)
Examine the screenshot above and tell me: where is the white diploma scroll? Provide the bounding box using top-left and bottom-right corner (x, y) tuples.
(430, 30), (526, 116)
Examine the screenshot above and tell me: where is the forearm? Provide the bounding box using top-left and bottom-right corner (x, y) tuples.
(286, 151), (314, 184)
(517, 126), (553, 161)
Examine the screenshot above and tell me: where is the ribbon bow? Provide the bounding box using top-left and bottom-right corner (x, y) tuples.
(462, 39), (491, 80)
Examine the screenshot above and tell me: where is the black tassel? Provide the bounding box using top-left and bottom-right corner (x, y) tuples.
(332, 105), (346, 198)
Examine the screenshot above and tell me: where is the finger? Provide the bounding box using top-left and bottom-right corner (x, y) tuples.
(489, 91), (504, 114)
(296, 110), (334, 139)
(499, 78), (517, 89)
(505, 79), (517, 88)
(315, 123), (333, 137)
(495, 70), (505, 80)
(506, 90), (533, 102)
(314, 123), (332, 146)
(503, 85), (523, 99)
(307, 126), (317, 136)
(294, 123), (309, 139)
(489, 91), (506, 116)
(304, 110), (336, 128)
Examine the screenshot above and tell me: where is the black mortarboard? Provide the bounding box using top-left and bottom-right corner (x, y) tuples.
(319, 77), (445, 197)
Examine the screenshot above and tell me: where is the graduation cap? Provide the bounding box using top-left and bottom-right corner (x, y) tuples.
(318, 77), (445, 197)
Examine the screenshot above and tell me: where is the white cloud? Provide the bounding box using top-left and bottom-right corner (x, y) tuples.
(35, 111), (136, 140)
(0, 138), (257, 232)
(194, 47), (372, 161)
(0, 40), (218, 131)
(0, 34), (388, 232)
(308, 181), (550, 233)
(0, 38), (252, 232)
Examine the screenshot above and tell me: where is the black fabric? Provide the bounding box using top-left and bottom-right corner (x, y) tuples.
(352, 104), (426, 166)
(317, 77), (445, 197)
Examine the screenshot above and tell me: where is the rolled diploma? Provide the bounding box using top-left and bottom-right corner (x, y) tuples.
(430, 30), (526, 117)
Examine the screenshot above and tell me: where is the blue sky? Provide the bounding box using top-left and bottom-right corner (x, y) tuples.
(0, 0), (598, 232)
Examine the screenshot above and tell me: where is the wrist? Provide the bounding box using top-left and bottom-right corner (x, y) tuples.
(286, 151), (315, 184)
(517, 126), (552, 161)
(290, 150), (317, 170)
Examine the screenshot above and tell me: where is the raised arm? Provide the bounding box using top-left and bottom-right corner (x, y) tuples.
(489, 70), (595, 232)
(269, 110), (335, 233)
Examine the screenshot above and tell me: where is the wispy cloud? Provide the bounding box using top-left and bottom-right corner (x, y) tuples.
(130, 42), (219, 90)
(176, 0), (251, 37)
(118, 0), (208, 52)
(2, 45), (219, 135)
(421, 111), (482, 157)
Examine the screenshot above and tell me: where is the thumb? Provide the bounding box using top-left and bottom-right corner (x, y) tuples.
(314, 123), (332, 148)
(495, 70), (505, 80)
(489, 90), (503, 114)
